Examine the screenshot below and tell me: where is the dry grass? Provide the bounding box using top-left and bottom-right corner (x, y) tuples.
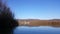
(18, 19), (60, 26)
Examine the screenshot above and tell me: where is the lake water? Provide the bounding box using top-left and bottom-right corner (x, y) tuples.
(13, 26), (60, 34)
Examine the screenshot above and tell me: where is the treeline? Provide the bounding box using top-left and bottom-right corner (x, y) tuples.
(18, 20), (60, 26)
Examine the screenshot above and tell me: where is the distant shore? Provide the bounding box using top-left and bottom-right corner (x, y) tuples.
(17, 19), (60, 26)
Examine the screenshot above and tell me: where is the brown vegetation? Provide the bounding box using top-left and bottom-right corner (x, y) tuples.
(18, 19), (60, 26)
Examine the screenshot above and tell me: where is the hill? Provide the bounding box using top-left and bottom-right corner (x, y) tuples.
(17, 19), (60, 26)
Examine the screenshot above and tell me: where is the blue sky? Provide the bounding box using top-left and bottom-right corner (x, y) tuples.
(7, 0), (60, 19)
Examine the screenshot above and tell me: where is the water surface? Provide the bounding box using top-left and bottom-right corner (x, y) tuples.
(14, 26), (60, 34)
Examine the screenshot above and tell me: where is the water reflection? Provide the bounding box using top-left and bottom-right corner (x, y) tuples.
(14, 26), (60, 34)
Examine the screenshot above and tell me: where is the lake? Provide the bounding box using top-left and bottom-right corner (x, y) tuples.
(13, 26), (60, 34)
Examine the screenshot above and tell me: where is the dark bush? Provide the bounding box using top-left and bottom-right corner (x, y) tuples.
(0, 0), (18, 34)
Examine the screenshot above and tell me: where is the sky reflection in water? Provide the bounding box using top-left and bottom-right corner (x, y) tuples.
(14, 26), (60, 34)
